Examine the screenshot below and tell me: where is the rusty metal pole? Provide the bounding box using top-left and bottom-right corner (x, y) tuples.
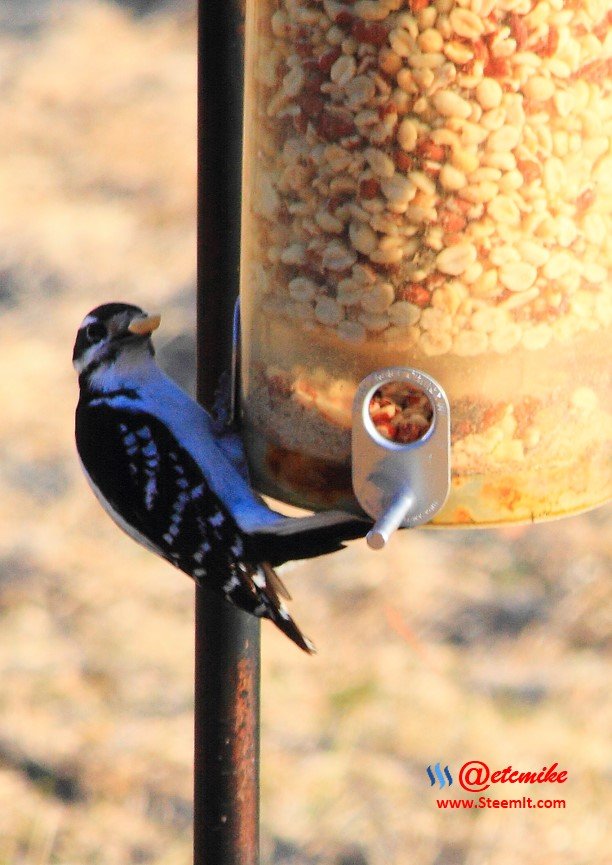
(195, 1), (260, 864)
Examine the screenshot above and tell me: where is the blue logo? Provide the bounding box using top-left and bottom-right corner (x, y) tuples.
(427, 763), (453, 788)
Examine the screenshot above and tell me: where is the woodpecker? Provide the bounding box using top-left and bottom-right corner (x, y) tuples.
(73, 303), (368, 652)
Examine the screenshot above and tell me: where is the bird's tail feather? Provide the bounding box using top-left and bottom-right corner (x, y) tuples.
(267, 601), (316, 654)
(261, 561), (292, 600)
(252, 563), (314, 654)
(248, 510), (370, 567)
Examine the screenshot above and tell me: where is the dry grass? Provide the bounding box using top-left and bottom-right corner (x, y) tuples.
(0, 3), (610, 864)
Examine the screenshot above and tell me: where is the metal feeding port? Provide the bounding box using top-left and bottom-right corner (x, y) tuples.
(352, 368), (451, 550)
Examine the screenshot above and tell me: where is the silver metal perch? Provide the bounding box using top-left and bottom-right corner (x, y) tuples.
(351, 367), (451, 548)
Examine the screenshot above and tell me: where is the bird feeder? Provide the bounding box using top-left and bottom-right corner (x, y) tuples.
(239, 0), (611, 527)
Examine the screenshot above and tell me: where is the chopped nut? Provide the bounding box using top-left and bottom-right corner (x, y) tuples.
(364, 147), (396, 178)
(487, 196), (521, 226)
(388, 300), (421, 326)
(358, 281), (395, 314)
(381, 174), (417, 205)
(487, 125), (521, 152)
(481, 110), (508, 136)
(451, 146), (480, 173)
(408, 50), (446, 69)
(389, 27), (415, 58)
(499, 262), (538, 293)
(449, 7), (485, 40)
(337, 279), (364, 305)
(420, 331), (453, 355)
(281, 243), (306, 266)
(378, 47), (402, 76)
(420, 306), (451, 332)
(436, 243), (477, 276)
(330, 54), (357, 85)
(476, 78), (503, 110)
(432, 89), (472, 119)
(282, 66), (305, 98)
(523, 75), (555, 101)
(369, 245), (404, 264)
(461, 181), (498, 204)
(353, 0), (390, 22)
(271, 10), (289, 38)
(359, 311), (390, 331)
(321, 241), (358, 271)
(315, 209), (344, 233)
(349, 220), (378, 255)
(439, 164), (467, 191)
(444, 40), (473, 64)
(289, 277), (319, 302)
(410, 170), (437, 197)
(397, 118), (419, 153)
(418, 27), (444, 53)
(315, 297), (343, 326)
(345, 74), (376, 109)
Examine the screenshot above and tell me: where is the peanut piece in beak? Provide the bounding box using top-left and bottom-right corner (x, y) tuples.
(128, 314), (161, 336)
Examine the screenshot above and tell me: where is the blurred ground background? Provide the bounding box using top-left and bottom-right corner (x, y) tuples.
(0, 2), (610, 863)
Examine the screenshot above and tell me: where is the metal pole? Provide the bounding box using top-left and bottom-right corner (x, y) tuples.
(196, 2), (261, 864)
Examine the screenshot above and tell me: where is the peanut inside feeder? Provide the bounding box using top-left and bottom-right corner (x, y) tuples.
(369, 381), (433, 444)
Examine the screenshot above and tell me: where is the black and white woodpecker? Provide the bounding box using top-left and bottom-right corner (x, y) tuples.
(73, 303), (368, 653)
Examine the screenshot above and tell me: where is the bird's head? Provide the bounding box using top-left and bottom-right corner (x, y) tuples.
(73, 302), (161, 387)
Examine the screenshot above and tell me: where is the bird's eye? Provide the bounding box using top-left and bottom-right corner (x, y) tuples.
(86, 322), (107, 343)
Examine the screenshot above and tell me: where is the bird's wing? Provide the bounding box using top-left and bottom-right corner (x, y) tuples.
(76, 398), (253, 573)
(75, 398), (314, 651)
(137, 368), (283, 533)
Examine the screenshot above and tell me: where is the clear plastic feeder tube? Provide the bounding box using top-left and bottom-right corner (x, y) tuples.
(239, 0), (611, 525)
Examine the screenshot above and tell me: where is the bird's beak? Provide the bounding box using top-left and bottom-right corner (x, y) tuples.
(128, 313), (161, 336)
